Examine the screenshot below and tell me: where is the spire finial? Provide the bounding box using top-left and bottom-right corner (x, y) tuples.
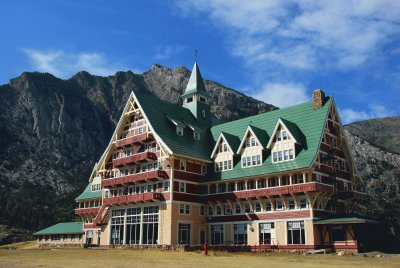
(193, 49), (198, 63)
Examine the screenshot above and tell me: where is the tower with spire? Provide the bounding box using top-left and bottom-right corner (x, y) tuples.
(181, 62), (211, 125)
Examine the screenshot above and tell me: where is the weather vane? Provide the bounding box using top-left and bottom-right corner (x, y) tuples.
(193, 49), (198, 63)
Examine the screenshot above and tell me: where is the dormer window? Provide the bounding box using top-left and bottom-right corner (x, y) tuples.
(177, 126), (184, 136)
(202, 109), (206, 118)
(187, 97), (193, 103)
(200, 97), (206, 103)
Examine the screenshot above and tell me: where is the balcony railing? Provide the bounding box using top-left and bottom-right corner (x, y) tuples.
(112, 152), (157, 167)
(103, 192), (161, 206)
(115, 133), (148, 147)
(102, 170), (167, 187)
(207, 182), (333, 202)
(74, 207), (100, 215)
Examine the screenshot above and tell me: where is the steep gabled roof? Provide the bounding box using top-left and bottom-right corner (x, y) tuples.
(181, 62), (209, 98)
(134, 91), (213, 161)
(209, 97), (332, 181)
(33, 222), (83, 235)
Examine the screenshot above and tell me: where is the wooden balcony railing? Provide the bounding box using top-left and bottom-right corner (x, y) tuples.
(74, 207), (100, 215)
(115, 133), (148, 147)
(112, 152), (157, 167)
(102, 170), (167, 187)
(103, 192), (161, 206)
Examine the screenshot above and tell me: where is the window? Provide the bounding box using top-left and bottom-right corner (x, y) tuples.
(215, 160), (232, 171)
(283, 131), (287, 140)
(265, 201), (272, 211)
(276, 200), (284, 210)
(201, 164), (207, 175)
(200, 206), (205, 216)
(156, 143), (161, 151)
(177, 126), (183, 136)
(180, 160), (186, 171)
(208, 206), (213, 216)
(216, 205), (222, 215)
(126, 207), (141, 245)
(179, 204), (191, 215)
(259, 222), (274, 244)
(233, 224), (247, 245)
(235, 204), (241, 214)
(244, 203), (251, 213)
(210, 225), (224, 245)
(202, 110), (206, 118)
(51, 235), (60, 241)
(288, 199), (295, 210)
(255, 202), (262, 212)
(200, 97), (206, 103)
(91, 183), (101, 191)
(193, 131), (200, 140)
(287, 221), (305, 244)
(111, 209), (125, 245)
(300, 198), (307, 209)
(138, 127), (144, 135)
(242, 155), (261, 168)
(277, 131), (282, 141)
(178, 223), (191, 244)
(179, 182), (186, 193)
(224, 204), (232, 215)
(187, 97), (193, 103)
(142, 206), (159, 245)
(163, 181), (170, 192)
(71, 234), (76, 242)
(272, 149), (294, 163)
(63, 235), (67, 241)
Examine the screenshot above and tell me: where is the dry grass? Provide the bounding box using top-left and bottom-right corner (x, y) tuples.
(0, 243), (399, 268)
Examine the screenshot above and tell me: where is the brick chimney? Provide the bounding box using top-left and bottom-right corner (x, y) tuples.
(312, 89), (325, 109)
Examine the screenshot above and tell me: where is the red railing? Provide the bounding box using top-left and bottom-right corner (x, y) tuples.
(207, 182), (333, 202)
(102, 170), (167, 187)
(112, 152), (157, 166)
(103, 192), (161, 206)
(74, 207), (100, 215)
(115, 133), (148, 147)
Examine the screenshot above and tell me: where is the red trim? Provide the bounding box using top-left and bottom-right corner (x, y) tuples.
(112, 152), (157, 167)
(103, 192), (162, 205)
(74, 207), (100, 215)
(174, 170), (203, 182)
(207, 182), (332, 201)
(115, 133), (148, 147)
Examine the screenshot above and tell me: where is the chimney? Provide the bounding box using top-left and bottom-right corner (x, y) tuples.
(312, 89), (325, 109)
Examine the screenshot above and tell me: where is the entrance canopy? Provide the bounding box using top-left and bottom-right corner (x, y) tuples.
(314, 217), (378, 225)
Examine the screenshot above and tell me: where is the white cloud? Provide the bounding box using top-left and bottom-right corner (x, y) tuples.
(175, 0), (400, 70)
(252, 82), (309, 108)
(340, 104), (394, 124)
(153, 45), (184, 60)
(22, 49), (125, 78)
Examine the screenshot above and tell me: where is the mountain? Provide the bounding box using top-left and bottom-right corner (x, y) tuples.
(0, 65), (275, 231)
(0, 64), (398, 241)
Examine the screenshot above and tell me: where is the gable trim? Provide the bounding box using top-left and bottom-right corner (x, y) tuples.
(236, 126), (264, 154)
(266, 118), (298, 149)
(210, 133), (234, 159)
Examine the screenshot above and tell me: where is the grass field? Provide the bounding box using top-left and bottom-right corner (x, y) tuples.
(1, 242), (399, 268)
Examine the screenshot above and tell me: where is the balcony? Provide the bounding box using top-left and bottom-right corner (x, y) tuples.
(103, 192), (161, 206)
(74, 207), (100, 215)
(115, 133), (148, 147)
(112, 152), (157, 167)
(207, 182), (333, 202)
(102, 170), (167, 187)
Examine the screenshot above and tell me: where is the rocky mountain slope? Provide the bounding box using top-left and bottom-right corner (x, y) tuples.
(0, 64), (398, 239)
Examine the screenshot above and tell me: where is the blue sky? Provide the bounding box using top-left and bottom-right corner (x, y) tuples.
(1, 0), (399, 124)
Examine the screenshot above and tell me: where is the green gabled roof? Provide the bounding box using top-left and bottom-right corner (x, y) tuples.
(314, 217), (378, 225)
(249, 125), (269, 147)
(221, 132), (241, 153)
(33, 222), (83, 235)
(181, 62), (209, 98)
(75, 183), (102, 201)
(135, 91), (213, 161)
(280, 118), (304, 145)
(208, 97), (332, 181)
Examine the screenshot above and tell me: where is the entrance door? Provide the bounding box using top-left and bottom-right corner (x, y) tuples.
(178, 223), (191, 244)
(200, 230), (206, 244)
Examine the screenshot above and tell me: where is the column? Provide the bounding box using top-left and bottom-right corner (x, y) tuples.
(303, 172), (306, 183)
(289, 174), (293, 185)
(123, 208), (127, 245)
(278, 176), (281, 187)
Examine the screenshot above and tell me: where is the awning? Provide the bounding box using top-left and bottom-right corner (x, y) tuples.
(314, 217), (378, 225)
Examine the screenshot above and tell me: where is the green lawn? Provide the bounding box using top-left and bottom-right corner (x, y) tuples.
(0, 242), (399, 268)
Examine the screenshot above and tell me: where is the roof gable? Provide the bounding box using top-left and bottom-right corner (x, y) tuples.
(236, 125), (268, 154)
(210, 132), (241, 158)
(266, 118), (303, 149)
